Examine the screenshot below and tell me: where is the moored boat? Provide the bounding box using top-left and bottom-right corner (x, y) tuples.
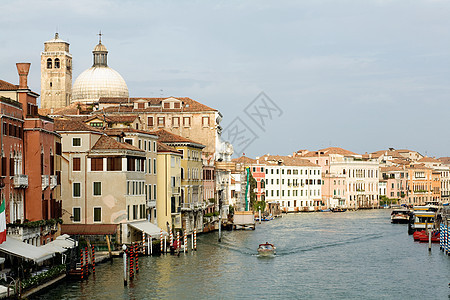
(390, 208), (410, 224)
(257, 243), (276, 256)
(330, 207), (347, 212)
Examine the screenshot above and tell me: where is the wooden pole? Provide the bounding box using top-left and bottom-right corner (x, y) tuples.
(106, 235), (112, 259)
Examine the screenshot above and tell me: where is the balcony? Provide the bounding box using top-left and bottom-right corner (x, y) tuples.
(147, 200), (156, 208)
(13, 174), (28, 188)
(50, 175), (58, 189)
(172, 186), (181, 195)
(181, 203), (194, 211)
(42, 175), (49, 190)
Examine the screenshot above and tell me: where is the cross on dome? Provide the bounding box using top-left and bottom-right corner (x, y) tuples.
(97, 31), (103, 43)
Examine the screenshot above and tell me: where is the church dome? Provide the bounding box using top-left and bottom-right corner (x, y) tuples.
(71, 40), (129, 104)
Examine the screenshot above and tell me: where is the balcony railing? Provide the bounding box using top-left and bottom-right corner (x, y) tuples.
(172, 186), (180, 195)
(50, 175), (58, 189)
(42, 175), (49, 190)
(147, 200), (156, 208)
(13, 174), (28, 188)
(181, 203), (194, 211)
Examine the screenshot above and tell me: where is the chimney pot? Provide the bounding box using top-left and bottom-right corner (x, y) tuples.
(16, 63), (31, 89)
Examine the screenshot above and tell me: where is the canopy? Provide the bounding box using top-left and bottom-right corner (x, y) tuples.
(128, 221), (167, 238)
(41, 243), (67, 254)
(0, 237), (54, 263)
(61, 224), (118, 235)
(53, 234), (78, 249)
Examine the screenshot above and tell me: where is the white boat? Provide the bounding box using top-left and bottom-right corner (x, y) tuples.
(257, 243), (276, 256)
(390, 208), (410, 224)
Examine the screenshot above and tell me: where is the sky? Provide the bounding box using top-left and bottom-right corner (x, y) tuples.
(1, 0), (449, 158)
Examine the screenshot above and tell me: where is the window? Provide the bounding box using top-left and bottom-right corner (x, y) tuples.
(148, 185), (152, 200)
(93, 207), (102, 222)
(47, 58), (52, 69)
(148, 159), (152, 174)
(202, 116), (209, 127)
(153, 141), (156, 152)
(173, 117), (180, 127)
(164, 102), (170, 109)
(153, 158), (157, 174)
(133, 205), (138, 220)
(93, 182), (102, 196)
(54, 58), (60, 68)
(91, 158), (103, 171)
(124, 139), (133, 145)
(90, 122), (103, 127)
(73, 183), (81, 197)
(72, 137), (81, 147)
(73, 157), (81, 171)
(148, 117), (154, 127)
(174, 102), (180, 108)
(107, 157), (122, 171)
(157, 117), (165, 127)
(183, 117), (191, 127)
(153, 184), (157, 200)
(73, 207), (81, 222)
(138, 102), (145, 109)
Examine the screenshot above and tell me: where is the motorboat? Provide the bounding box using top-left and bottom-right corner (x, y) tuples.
(330, 207), (347, 212)
(390, 208), (410, 224)
(257, 243), (276, 256)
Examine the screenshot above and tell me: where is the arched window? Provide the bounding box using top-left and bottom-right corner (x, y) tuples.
(181, 168), (184, 180)
(54, 58), (60, 68)
(47, 58), (52, 69)
(261, 179), (265, 189)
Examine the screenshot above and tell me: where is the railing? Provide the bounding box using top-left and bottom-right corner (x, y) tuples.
(13, 174), (28, 188)
(181, 203), (194, 210)
(147, 200), (156, 208)
(7, 226), (40, 240)
(50, 175), (58, 189)
(41, 175), (49, 190)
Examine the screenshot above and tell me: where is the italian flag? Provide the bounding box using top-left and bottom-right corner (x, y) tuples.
(0, 199), (6, 244)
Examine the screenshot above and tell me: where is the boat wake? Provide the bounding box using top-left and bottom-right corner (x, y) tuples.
(276, 233), (383, 256)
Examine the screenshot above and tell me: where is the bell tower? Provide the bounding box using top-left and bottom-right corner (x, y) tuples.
(40, 33), (72, 109)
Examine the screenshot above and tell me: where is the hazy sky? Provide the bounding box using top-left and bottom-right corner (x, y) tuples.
(1, 0), (449, 158)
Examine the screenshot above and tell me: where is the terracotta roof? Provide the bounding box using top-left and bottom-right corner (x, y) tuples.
(418, 156), (441, 163)
(92, 135), (144, 152)
(54, 119), (103, 133)
(151, 129), (204, 147)
(61, 224), (118, 235)
(370, 149), (404, 159)
(157, 141), (182, 154)
(408, 163), (431, 170)
(302, 147), (358, 157)
(39, 102), (93, 116)
(0, 79), (18, 91)
(259, 155), (319, 167)
(438, 157), (450, 165)
(380, 166), (404, 172)
(232, 156), (257, 164)
(98, 97), (217, 112)
(104, 128), (158, 137)
(391, 158), (410, 166)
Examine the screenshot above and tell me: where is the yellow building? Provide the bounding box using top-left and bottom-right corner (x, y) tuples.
(153, 129), (205, 234)
(156, 142), (182, 232)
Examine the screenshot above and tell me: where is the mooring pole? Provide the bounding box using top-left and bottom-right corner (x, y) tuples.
(122, 244), (127, 286)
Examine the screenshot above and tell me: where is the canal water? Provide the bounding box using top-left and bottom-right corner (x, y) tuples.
(34, 210), (449, 299)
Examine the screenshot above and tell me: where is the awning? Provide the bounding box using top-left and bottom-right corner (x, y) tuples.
(61, 224), (118, 235)
(53, 234), (78, 249)
(41, 243), (67, 254)
(128, 221), (167, 238)
(0, 237), (54, 263)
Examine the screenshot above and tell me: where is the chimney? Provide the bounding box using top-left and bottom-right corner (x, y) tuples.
(16, 63), (31, 89)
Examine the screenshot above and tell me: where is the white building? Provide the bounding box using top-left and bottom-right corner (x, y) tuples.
(260, 155), (322, 212)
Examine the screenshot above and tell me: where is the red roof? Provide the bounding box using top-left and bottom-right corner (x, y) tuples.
(0, 79), (18, 91)
(92, 135), (144, 152)
(151, 129), (204, 147)
(61, 224), (118, 235)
